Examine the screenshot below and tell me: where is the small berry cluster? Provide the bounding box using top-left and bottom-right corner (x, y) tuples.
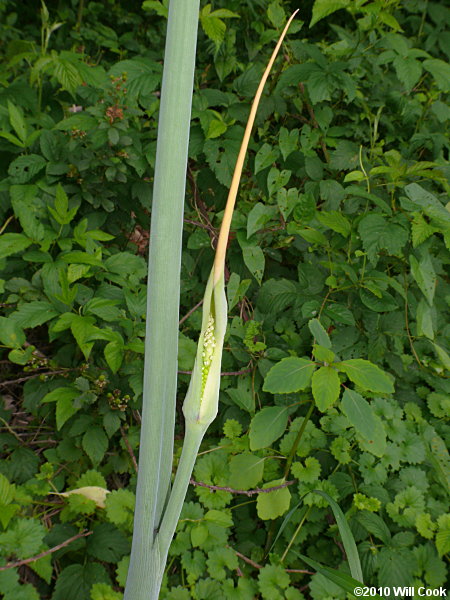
(24, 352), (49, 372)
(107, 389), (130, 411)
(93, 374), (108, 394)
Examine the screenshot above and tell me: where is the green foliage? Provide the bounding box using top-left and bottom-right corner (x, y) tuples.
(0, 0), (449, 596)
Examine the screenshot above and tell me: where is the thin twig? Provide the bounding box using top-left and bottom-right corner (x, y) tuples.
(179, 299), (204, 326)
(232, 549), (314, 575)
(190, 478), (295, 496)
(286, 568), (315, 574)
(0, 529), (93, 571)
(120, 426), (138, 473)
(233, 549), (263, 569)
(0, 370), (72, 388)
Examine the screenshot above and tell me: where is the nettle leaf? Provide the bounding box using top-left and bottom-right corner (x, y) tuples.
(358, 214), (409, 263)
(423, 58), (450, 92)
(228, 453), (265, 490)
(8, 154), (46, 184)
(356, 511), (391, 545)
(10, 185), (45, 241)
(249, 406), (289, 450)
(0, 518), (46, 558)
(316, 210), (351, 237)
(0, 233), (32, 260)
(378, 548), (414, 587)
(11, 301), (58, 329)
(436, 514), (450, 556)
(105, 489), (135, 530)
(86, 523), (130, 563)
(312, 366), (340, 412)
(338, 359), (394, 393)
(52, 563), (110, 600)
(256, 479), (291, 520)
(257, 278), (298, 314)
(263, 357), (316, 394)
(393, 55), (422, 90)
(82, 426), (108, 465)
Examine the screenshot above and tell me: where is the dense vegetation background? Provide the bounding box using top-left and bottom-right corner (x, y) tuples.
(0, 0), (449, 598)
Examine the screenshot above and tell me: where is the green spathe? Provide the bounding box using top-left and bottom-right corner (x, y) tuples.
(183, 266), (227, 428)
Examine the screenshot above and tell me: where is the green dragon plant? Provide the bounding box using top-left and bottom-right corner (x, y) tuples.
(123, 5), (298, 599)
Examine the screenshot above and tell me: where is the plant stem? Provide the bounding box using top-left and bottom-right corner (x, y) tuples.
(283, 402), (315, 479)
(123, 1), (200, 598)
(264, 402), (315, 556)
(281, 506), (312, 562)
(157, 422), (206, 559)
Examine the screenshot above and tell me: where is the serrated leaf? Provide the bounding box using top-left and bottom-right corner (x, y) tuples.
(410, 253), (436, 306)
(423, 58), (450, 92)
(249, 406), (289, 450)
(308, 318), (331, 348)
(8, 154), (46, 184)
(86, 523), (130, 562)
(310, 0), (350, 27)
(105, 489), (135, 529)
(393, 55), (422, 90)
(104, 341), (124, 373)
(52, 563), (110, 600)
(263, 356), (316, 394)
(257, 278), (298, 313)
(358, 214), (409, 264)
(82, 426), (108, 465)
(317, 210), (351, 237)
(0, 233), (32, 260)
(356, 511), (391, 545)
(312, 366), (340, 412)
(11, 301), (58, 329)
(341, 389), (386, 457)
(338, 359), (394, 393)
(7, 100), (27, 142)
(10, 185), (46, 241)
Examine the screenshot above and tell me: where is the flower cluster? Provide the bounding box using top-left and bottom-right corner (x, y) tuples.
(201, 314), (216, 394)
